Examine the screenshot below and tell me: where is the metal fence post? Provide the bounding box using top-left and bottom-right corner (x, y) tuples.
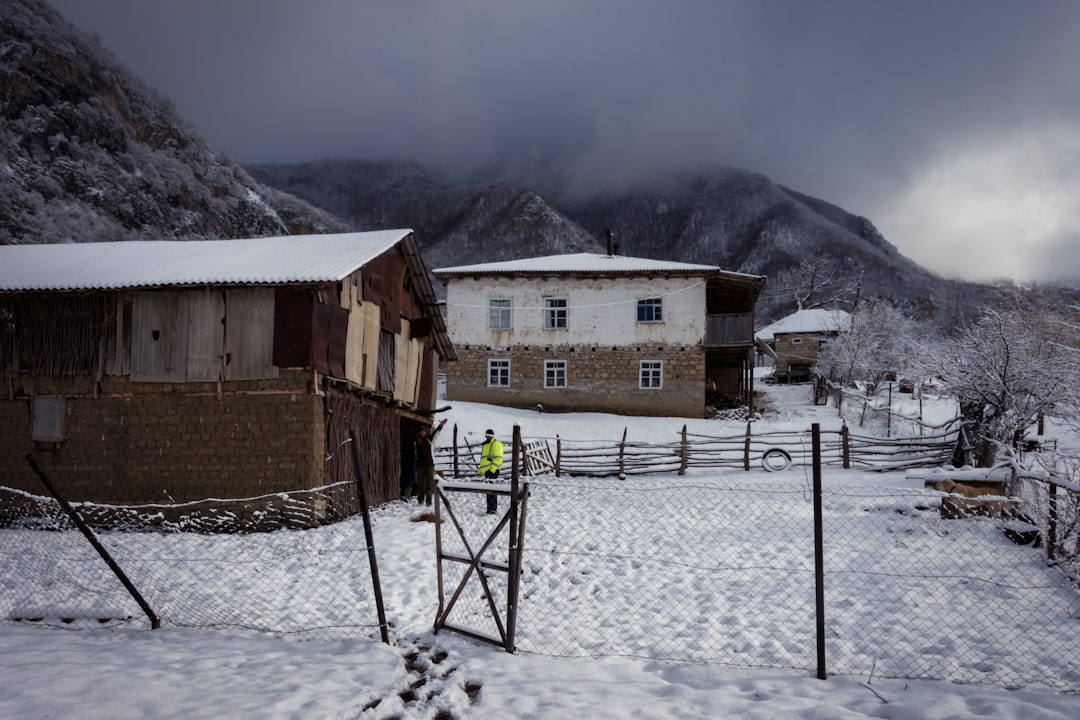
(811, 424), (827, 679)
(24, 454), (161, 629)
(348, 431), (390, 644)
(506, 425), (522, 652)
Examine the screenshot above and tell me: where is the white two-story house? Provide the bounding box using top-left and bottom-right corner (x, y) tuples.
(433, 252), (765, 417)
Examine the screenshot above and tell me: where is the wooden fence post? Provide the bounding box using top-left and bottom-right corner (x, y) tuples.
(743, 421), (751, 471)
(618, 427), (627, 477)
(555, 435), (562, 477)
(1048, 482), (1059, 562)
(679, 424), (688, 475)
(887, 382), (893, 438)
(841, 424), (850, 469)
(453, 423), (460, 478)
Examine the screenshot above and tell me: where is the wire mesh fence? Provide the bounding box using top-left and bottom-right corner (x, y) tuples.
(513, 476), (817, 669)
(1010, 472), (1080, 586)
(509, 474), (1080, 691)
(0, 484), (384, 641)
(5, 454), (1078, 692)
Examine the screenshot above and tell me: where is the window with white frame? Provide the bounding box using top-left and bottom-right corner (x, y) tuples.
(636, 297), (663, 323)
(544, 297), (568, 330)
(488, 298), (512, 330)
(488, 358), (511, 387)
(544, 359), (567, 388)
(639, 360), (663, 389)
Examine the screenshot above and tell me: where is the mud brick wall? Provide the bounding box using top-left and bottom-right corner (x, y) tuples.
(446, 344), (706, 417)
(0, 371), (324, 506)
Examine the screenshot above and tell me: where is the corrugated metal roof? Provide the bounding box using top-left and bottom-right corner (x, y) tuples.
(0, 231), (413, 291)
(433, 252), (745, 276)
(756, 308), (852, 341)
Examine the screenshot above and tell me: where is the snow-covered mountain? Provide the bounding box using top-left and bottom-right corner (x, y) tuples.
(248, 159), (993, 323)
(0, 0), (347, 245)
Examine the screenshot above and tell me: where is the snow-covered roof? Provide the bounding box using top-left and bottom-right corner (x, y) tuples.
(0, 231), (414, 291)
(756, 308), (852, 342)
(434, 252), (752, 277)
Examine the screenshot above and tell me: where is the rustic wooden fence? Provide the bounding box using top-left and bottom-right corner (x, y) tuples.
(436, 420), (961, 479)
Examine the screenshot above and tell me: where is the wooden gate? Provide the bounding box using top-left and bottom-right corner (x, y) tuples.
(433, 427), (528, 652)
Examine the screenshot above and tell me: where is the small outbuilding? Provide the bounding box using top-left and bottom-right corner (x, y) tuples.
(756, 308), (851, 383)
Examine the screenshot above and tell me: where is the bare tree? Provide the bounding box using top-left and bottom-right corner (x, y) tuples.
(769, 253), (863, 313)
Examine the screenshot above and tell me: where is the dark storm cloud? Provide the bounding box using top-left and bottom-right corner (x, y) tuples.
(47, 0), (1080, 282)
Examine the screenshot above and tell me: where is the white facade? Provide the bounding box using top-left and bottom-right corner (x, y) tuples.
(443, 275), (709, 348)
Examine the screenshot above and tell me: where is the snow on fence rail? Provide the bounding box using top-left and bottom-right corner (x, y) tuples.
(435, 422), (959, 478)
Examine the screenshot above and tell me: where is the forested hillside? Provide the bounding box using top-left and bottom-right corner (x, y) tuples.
(0, 0), (346, 245)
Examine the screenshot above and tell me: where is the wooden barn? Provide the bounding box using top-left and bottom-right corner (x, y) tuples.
(0, 231), (455, 529)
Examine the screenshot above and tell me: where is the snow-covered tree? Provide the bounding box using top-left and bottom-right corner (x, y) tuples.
(815, 300), (927, 393)
(930, 288), (1080, 467)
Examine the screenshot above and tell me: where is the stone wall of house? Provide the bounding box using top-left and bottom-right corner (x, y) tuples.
(0, 370), (325, 521)
(774, 333), (822, 370)
(446, 344), (706, 417)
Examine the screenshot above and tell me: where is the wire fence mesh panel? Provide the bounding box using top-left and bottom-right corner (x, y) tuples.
(513, 476), (818, 670)
(503, 473), (1080, 691)
(435, 485), (515, 646)
(0, 486), (383, 640)
(1011, 472), (1080, 582)
(821, 484), (1080, 690)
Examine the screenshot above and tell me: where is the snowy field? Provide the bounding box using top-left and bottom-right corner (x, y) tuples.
(2, 382), (1079, 719)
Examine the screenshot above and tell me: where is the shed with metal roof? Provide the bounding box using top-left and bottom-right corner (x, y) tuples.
(0, 232), (455, 529)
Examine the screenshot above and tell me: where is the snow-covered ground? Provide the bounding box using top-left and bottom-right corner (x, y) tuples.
(2, 382), (1078, 719)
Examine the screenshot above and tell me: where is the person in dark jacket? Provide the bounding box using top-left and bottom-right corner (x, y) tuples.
(415, 418), (447, 506)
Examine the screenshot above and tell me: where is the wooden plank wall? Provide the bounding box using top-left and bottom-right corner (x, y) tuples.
(225, 289), (279, 380)
(130, 291), (188, 382)
(186, 289), (225, 381)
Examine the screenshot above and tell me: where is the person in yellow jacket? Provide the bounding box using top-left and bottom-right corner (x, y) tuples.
(478, 429), (504, 514)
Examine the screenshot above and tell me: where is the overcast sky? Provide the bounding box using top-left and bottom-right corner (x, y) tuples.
(48, 0), (1080, 284)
